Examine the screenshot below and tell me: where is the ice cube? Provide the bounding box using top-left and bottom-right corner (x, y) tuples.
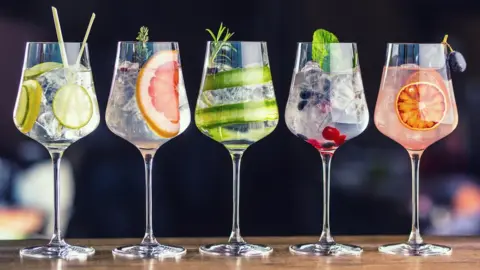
(118, 61), (139, 71)
(352, 69), (364, 94)
(122, 96), (140, 114)
(110, 68), (137, 108)
(202, 83), (274, 106)
(36, 68), (69, 104)
(330, 73), (355, 111)
(116, 62), (139, 90)
(301, 61), (322, 84)
(345, 96), (367, 121)
(36, 111), (59, 138)
(290, 70), (307, 94)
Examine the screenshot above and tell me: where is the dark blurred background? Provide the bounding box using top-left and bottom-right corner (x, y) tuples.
(0, 0), (479, 240)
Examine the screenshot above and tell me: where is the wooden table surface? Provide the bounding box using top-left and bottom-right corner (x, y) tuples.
(1, 236), (480, 269)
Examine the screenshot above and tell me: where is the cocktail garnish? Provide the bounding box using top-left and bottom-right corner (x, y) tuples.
(206, 22), (236, 67)
(135, 26), (151, 64)
(442, 34), (466, 73)
(136, 50), (181, 138)
(51, 7), (68, 68)
(395, 82), (447, 131)
(75, 13), (96, 67)
(312, 29), (339, 71)
(50, 7), (96, 131)
(137, 26), (149, 42)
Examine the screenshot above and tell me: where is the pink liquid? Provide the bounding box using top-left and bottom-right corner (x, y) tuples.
(374, 66), (458, 150)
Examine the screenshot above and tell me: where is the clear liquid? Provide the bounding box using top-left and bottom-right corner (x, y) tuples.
(15, 68), (100, 150)
(105, 65), (191, 150)
(195, 81), (279, 151)
(285, 64), (368, 150)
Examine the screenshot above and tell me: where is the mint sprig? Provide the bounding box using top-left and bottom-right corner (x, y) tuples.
(312, 29), (339, 71)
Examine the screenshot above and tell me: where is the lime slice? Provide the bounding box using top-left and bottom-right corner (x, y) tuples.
(14, 86), (28, 126)
(195, 99), (278, 129)
(14, 80), (43, 133)
(24, 62), (63, 79)
(52, 84), (93, 129)
(202, 66), (272, 91)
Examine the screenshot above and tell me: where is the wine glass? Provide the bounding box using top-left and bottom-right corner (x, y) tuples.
(105, 42), (191, 258)
(374, 43), (458, 256)
(285, 42), (369, 256)
(195, 41), (279, 256)
(13, 42), (100, 259)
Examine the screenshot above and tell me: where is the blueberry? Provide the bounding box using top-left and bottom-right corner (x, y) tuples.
(299, 90), (313, 99)
(448, 51), (466, 72)
(323, 79), (331, 92)
(297, 100), (308, 110)
(296, 133), (308, 141)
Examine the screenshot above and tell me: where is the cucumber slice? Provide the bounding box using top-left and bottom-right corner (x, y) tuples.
(202, 66), (272, 91)
(195, 99), (278, 129)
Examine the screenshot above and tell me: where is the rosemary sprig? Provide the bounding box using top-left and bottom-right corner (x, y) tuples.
(134, 26), (150, 63)
(206, 22), (236, 67)
(137, 26), (149, 43)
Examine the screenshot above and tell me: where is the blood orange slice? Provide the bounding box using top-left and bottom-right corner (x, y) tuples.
(406, 69), (450, 105)
(395, 82), (447, 131)
(405, 69), (446, 86)
(136, 50), (180, 138)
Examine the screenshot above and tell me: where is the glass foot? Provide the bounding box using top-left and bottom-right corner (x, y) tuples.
(199, 242), (273, 257)
(289, 242), (363, 256)
(113, 243), (186, 259)
(379, 242), (452, 256)
(19, 244), (95, 259)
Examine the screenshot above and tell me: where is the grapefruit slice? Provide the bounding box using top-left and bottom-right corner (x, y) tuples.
(395, 82), (447, 131)
(136, 50), (180, 138)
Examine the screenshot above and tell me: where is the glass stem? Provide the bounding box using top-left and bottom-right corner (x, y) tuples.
(407, 150), (424, 245)
(318, 150), (335, 245)
(48, 151), (66, 246)
(141, 151), (158, 246)
(228, 151), (245, 244)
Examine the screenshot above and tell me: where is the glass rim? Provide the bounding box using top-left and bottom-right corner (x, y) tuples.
(26, 42), (87, 45)
(206, 41), (267, 44)
(297, 42), (357, 45)
(117, 41), (179, 44)
(387, 42), (447, 46)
